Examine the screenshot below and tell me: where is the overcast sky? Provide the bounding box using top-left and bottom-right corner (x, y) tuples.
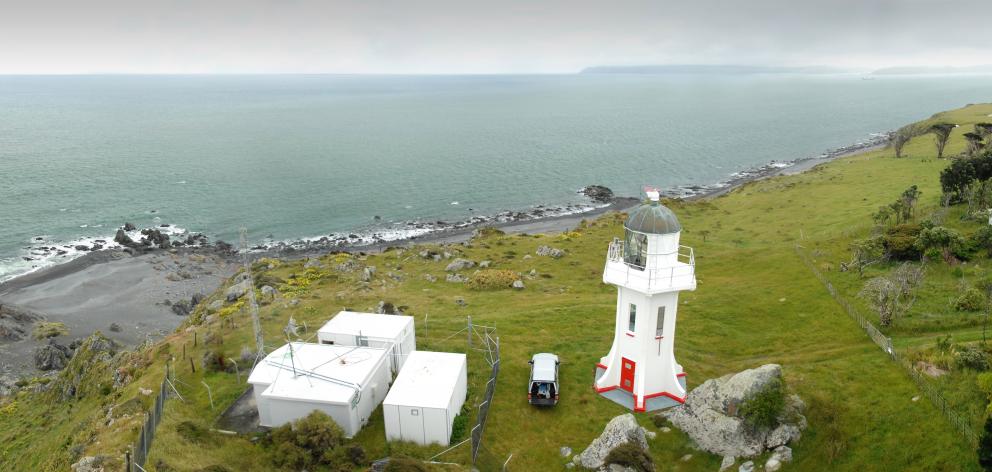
(0, 0), (988, 74)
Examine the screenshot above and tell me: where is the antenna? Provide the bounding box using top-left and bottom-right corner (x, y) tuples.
(240, 227), (264, 357)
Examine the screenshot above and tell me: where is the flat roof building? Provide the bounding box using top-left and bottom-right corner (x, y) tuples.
(382, 351), (468, 446)
(317, 311), (416, 374)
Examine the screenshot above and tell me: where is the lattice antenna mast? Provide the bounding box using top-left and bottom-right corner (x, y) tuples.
(240, 227), (264, 357)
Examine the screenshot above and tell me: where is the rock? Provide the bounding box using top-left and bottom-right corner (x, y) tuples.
(376, 301), (399, 314)
(536, 245), (566, 258)
(446, 274), (468, 283)
(445, 258), (476, 272)
(35, 340), (71, 370)
(361, 266), (376, 282)
(512, 280), (525, 290)
(74, 245), (90, 251)
(0, 318), (27, 341)
(916, 361), (948, 378)
(772, 445), (792, 464)
(71, 455), (110, 472)
(207, 300), (224, 313)
(479, 260), (492, 268)
(114, 229), (136, 248)
(565, 463), (575, 469)
(765, 457), (782, 472)
(225, 279), (252, 302)
(720, 456), (736, 471)
(661, 364), (806, 458)
(139, 387), (153, 396)
(455, 297), (467, 307)
(123, 222), (137, 231)
(523, 254), (532, 260)
(165, 272), (182, 282)
(560, 446), (572, 458)
(738, 461), (755, 472)
(912, 396), (920, 402)
(660, 427), (671, 433)
(579, 185), (615, 203)
(170, 300), (192, 317)
(304, 257), (324, 269)
(108, 323), (122, 333)
(680, 454), (693, 461)
(289, 298), (300, 306)
(644, 430), (656, 440)
(261, 285), (278, 298)
(423, 274), (437, 283)
(572, 413), (648, 469)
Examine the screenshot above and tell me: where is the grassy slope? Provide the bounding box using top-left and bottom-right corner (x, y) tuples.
(3, 103), (991, 471)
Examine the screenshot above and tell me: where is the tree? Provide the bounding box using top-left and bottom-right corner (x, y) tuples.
(846, 236), (886, 277)
(899, 185), (921, 221)
(929, 122), (957, 158)
(966, 132), (987, 157)
(890, 124), (921, 158)
(978, 415), (992, 470)
(916, 226), (966, 263)
(858, 263), (924, 327)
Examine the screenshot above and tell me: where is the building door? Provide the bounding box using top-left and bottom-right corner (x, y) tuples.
(620, 358), (636, 393)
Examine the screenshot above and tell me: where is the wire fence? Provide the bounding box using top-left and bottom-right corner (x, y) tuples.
(123, 366), (174, 472)
(795, 245), (979, 447)
(470, 327), (500, 465)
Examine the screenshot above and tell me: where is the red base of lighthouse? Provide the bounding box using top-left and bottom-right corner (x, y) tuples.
(593, 364), (686, 412)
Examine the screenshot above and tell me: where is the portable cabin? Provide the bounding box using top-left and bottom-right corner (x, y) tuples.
(317, 311), (416, 374)
(247, 342), (391, 437)
(382, 351), (468, 446)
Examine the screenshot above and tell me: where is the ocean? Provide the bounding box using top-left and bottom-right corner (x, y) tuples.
(1, 73), (991, 282)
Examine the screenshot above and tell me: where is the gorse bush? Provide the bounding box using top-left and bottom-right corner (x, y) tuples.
(740, 378), (786, 430)
(955, 346), (991, 371)
(267, 410), (345, 470)
(467, 269), (518, 290)
(883, 223), (922, 260)
(954, 288), (986, 312)
(604, 442), (654, 472)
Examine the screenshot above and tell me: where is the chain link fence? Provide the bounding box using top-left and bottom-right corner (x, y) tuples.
(124, 367), (173, 472)
(795, 245), (978, 446)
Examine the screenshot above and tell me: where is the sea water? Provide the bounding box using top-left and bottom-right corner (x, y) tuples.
(2, 73), (991, 281)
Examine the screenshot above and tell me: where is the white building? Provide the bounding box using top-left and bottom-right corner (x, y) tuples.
(594, 189), (696, 412)
(382, 351), (468, 446)
(317, 311), (416, 374)
(248, 342), (391, 437)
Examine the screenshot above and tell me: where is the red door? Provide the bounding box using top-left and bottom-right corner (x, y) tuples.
(620, 358), (636, 393)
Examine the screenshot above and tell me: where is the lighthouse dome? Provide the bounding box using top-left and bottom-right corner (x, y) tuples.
(624, 201), (682, 234)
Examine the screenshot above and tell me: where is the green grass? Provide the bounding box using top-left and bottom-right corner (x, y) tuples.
(4, 103), (992, 471)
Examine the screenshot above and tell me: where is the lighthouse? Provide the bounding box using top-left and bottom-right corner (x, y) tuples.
(594, 188), (696, 412)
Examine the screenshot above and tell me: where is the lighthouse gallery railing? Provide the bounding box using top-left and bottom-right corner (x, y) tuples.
(606, 239), (695, 289)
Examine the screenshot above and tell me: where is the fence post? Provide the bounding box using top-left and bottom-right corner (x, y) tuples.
(467, 316), (473, 347)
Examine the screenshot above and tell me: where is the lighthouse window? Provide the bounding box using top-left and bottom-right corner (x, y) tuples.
(628, 304), (637, 332)
(623, 230), (648, 269)
(656, 307), (666, 337)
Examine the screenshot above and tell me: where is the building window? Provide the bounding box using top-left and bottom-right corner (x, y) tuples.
(628, 303), (637, 332)
(656, 307), (665, 337)
(623, 230), (648, 269)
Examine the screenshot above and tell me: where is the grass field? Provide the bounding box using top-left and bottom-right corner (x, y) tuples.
(3, 103), (992, 471)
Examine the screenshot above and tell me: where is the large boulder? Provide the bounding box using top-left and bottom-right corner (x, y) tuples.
(35, 340), (71, 371)
(573, 414), (649, 469)
(536, 246), (566, 258)
(225, 279), (253, 302)
(445, 258), (476, 272)
(660, 364), (806, 458)
(114, 229), (137, 248)
(71, 455), (111, 472)
(579, 185), (615, 203)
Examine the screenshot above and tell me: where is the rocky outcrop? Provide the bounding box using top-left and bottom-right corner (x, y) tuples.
(375, 301), (402, 315)
(660, 364), (806, 458)
(35, 340), (71, 370)
(446, 274), (468, 283)
(573, 414), (649, 469)
(579, 185), (615, 203)
(304, 257), (324, 269)
(445, 258), (476, 272)
(71, 455), (111, 472)
(361, 266), (376, 282)
(225, 279), (253, 302)
(114, 229), (137, 248)
(536, 246), (566, 258)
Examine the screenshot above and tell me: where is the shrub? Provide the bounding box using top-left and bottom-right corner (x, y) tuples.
(916, 226), (966, 263)
(603, 443), (654, 472)
(176, 421), (210, 443)
(345, 444), (366, 466)
(956, 346), (990, 371)
(883, 224), (922, 260)
(467, 270), (518, 290)
(269, 411), (345, 470)
(32, 322), (69, 340)
(975, 227), (992, 257)
(450, 413), (468, 443)
(740, 378), (786, 430)
(384, 456), (429, 472)
(955, 288), (986, 312)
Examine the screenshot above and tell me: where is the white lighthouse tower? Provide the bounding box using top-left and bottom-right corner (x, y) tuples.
(594, 189), (696, 412)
